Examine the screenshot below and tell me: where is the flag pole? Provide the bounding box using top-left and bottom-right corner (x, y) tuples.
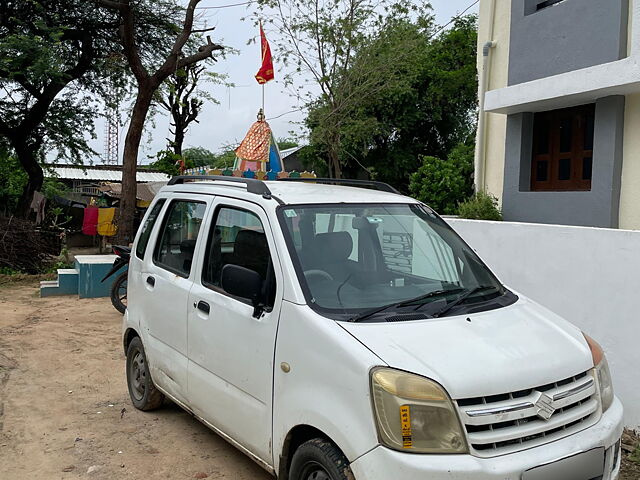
(262, 83), (265, 114)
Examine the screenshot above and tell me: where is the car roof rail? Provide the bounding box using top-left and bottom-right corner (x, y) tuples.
(167, 175), (274, 198)
(278, 177), (401, 194)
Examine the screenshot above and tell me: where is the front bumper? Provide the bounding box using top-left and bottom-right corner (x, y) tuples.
(350, 396), (623, 480)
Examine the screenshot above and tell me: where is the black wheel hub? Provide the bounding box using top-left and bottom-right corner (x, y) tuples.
(301, 462), (331, 480)
(129, 350), (146, 400)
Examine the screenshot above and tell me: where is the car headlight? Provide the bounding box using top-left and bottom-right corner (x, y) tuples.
(583, 333), (614, 412)
(370, 367), (467, 454)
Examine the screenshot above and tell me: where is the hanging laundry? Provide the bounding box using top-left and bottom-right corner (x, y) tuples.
(97, 208), (117, 237)
(29, 191), (46, 225)
(82, 206), (98, 236)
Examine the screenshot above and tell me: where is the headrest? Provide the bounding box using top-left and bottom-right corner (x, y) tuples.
(234, 229), (268, 259)
(315, 231), (353, 262)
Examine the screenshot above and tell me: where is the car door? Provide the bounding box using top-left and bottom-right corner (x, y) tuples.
(187, 198), (283, 464)
(128, 197), (167, 331)
(140, 196), (209, 405)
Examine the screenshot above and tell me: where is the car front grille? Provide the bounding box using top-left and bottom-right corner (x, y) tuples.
(455, 370), (601, 457)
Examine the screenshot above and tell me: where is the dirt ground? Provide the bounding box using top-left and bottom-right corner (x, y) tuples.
(0, 282), (272, 480)
(0, 280), (639, 480)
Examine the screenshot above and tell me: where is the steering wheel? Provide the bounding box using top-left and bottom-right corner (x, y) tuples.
(304, 269), (334, 283)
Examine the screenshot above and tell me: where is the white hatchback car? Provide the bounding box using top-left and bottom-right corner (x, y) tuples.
(124, 176), (623, 480)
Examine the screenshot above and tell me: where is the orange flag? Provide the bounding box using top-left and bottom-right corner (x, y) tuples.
(255, 22), (274, 84)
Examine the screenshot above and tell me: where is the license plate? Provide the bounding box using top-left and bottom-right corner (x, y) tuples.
(522, 447), (604, 480)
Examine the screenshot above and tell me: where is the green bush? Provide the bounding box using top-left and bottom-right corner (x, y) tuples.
(408, 143), (474, 215)
(457, 191), (503, 221)
(148, 150), (196, 176)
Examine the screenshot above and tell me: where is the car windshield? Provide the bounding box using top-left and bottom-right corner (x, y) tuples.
(278, 203), (513, 319)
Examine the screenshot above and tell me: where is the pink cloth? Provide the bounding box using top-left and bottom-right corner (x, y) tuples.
(82, 206), (98, 236)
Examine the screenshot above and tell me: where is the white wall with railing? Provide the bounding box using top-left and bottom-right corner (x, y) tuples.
(446, 218), (640, 428)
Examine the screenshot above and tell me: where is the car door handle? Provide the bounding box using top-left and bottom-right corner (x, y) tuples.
(196, 301), (210, 314)
(146, 276), (155, 287)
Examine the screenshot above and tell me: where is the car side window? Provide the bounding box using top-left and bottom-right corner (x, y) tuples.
(135, 199), (166, 260)
(153, 200), (206, 277)
(203, 206), (276, 307)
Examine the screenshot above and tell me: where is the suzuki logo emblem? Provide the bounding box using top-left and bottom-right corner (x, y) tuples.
(533, 392), (555, 420)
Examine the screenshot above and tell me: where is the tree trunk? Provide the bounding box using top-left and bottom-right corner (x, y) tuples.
(117, 87), (154, 243)
(14, 138), (44, 218)
(173, 127), (184, 157)
(327, 141), (342, 179)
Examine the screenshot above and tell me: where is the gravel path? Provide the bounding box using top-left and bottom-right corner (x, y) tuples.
(0, 284), (271, 480)
(1, 281), (638, 479)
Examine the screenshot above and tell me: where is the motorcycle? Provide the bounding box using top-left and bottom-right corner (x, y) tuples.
(101, 245), (130, 314)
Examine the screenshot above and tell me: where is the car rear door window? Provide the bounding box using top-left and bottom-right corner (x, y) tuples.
(153, 200), (206, 277)
(135, 199), (166, 260)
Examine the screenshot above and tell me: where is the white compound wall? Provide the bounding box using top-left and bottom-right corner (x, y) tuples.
(447, 218), (640, 428)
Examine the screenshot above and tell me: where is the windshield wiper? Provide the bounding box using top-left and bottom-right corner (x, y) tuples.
(349, 287), (465, 323)
(431, 285), (501, 318)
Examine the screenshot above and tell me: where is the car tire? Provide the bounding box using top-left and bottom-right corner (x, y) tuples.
(289, 438), (355, 480)
(110, 270), (128, 314)
(126, 336), (164, 411)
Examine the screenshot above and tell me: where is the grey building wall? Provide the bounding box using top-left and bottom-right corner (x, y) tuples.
(509, 0), (629, 86)
(502, 96), (625, 228)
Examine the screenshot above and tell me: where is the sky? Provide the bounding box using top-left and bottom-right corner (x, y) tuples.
(88, 0), (479, 165)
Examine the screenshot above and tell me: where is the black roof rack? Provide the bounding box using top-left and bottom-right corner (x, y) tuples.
(167, 175), (274, 198)
(277, 177), (401, 194)
(166, 175), (402, 202)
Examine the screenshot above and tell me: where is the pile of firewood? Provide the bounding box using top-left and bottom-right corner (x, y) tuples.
(0, 216), (55, 273)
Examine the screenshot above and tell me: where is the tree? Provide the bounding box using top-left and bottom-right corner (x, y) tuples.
(304, 14), (478, 190)
(158, 65), (228, 156)
(209, 149), (237, 169)
(0, 0), (179, 217)
(0, 144), (68, 217)
(277, 138), (298, 150)
(254, 0), (421, 178)
(0, 1), (120, 216)
(98, 0), (224, 242)
(183, 146), (217, 167)
(0, 144), (26, 216)
(148, 149), (194, 176)
(408, 142), (474, 214)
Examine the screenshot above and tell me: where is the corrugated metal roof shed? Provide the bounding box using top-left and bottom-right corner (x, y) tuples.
(49, 166), (169, 182)
(280, 146), (304, 158)
(98, 181), (166, 202)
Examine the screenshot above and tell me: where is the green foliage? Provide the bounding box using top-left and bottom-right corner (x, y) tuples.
(631, 443), (640, 464)
(409, 143), (474, 215)
(183, 147), (236, 169)
(0, 147), (27, 214)
(0, 266), (20, 275)
(148, 150), (194, 177)
(0, 1), (115, 162)
(277, 138), (298, 150)
(41, 259), (74, 275)
(210, 150), (236, 169)
(254, 0), (429, 177)
(458, 191), (503, 221)
(0, 146), (68, 215)
(304, 13), (478, 187)
(183, 147), (217, 167)
(0, 0), (186, 213)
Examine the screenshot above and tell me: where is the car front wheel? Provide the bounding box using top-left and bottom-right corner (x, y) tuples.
(289, 438), (355, 480)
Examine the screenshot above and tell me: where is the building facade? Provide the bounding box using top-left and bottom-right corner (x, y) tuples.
(477, 0), (640, 229)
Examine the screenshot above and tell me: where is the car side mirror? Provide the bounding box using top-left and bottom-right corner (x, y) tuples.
(221, 264), (264, 318)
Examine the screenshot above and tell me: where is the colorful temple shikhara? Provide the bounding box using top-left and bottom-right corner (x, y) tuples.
(185, 109), (315, 180)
